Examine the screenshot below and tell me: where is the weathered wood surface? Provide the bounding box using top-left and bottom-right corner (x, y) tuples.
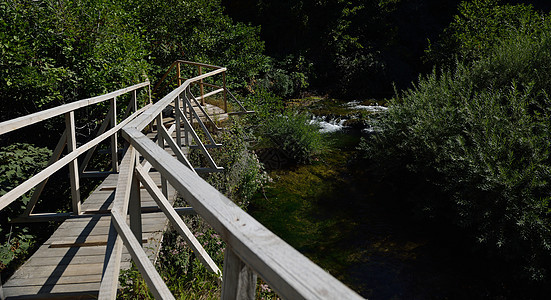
(2, 171), (176, 299)
(0, 81), (149, 135)
(124, 127), (364, 300)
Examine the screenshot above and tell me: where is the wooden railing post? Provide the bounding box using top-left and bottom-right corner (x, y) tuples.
(175, 94), (182, 148)
(156, 114), (168, 198)
(198, 65), (205, 105)
(110, 97), (119, 172)
(223, 71), (228, 113)
(131, 90), (138, 113)
(65, 111), (81, 215)
(221, 247), (257, 300)
(129, 167), (142, 246)
(177, 62), (182, 87)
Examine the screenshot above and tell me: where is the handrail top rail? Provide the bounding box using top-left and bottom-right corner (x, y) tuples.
(122, 126), (363, 299)
(121, 65), (363, 299)
(128, 67), (226, 131)
(0, 81), (150, 136)
(175, 60), (224, 70)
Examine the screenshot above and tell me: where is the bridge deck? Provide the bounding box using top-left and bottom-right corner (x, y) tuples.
(2, 172), (176, 299)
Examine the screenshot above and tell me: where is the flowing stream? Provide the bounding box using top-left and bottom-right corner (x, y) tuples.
(249, 98), (523, 299)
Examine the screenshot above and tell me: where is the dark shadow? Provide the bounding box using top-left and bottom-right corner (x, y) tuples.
(37, 215), (103, 294)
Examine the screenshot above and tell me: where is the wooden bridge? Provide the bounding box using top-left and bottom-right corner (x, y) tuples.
(0, 61), (363, 299)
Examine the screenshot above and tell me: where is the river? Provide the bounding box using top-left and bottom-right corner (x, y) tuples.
(248, 98), (537, 299)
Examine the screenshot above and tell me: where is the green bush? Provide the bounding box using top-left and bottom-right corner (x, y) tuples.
(203, 120), (270, 207)
(362, 26), (551, 280)
(426, 0), (547, 67)
(258, 110), (325, 165)
(0, 143), (51, 273)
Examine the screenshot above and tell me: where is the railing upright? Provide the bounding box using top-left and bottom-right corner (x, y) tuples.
(65, 111), (81, 215)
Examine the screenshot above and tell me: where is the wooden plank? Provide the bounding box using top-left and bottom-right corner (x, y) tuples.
(4, 274), (101, 287)
(124, 127), (363, 299)
(2, 282), (100, 298)
(111, 210), (175, 300)
(0, 104), (151, 212)
(0, 81), (149, 135)
(103, 146), (134, 299)
(136, 165), (220, 275)
(221, 247), (257, 300)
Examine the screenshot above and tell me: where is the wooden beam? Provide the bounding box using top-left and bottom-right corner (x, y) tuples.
(0, 104), (151, 212)
(221, 247), (257, 300)
(109, 97), (118, 173)
(65, 111), (81, 215)
(0, 81), (149, 135)
(157, 119), (196, 174)
(136, 165), (220, 275)
(123, 127), (363, 299)
(111, 210), (175, 300)
(99, 147), (136, 299)
(178, 107), (221, 170)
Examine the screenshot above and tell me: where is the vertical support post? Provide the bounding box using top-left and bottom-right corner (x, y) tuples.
(182, 91), (188, 147)
(132, 90), (138, 112)
(65, 111), (81, 215)
(148, 83), (152, 104)
(223, 71), (228, 113)
(175, 94), (182, 148)
(187, 87), (194, 127)
(110, 97), (119, 173)
(129, 168), (142, 246)
(221, 247), (257, 300)
(198, 65), (205, 105)
(156, 114), (168, 198)
(177, 62), (182, 87)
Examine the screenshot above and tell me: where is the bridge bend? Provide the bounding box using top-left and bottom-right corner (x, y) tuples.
(0, 61), (363, 299)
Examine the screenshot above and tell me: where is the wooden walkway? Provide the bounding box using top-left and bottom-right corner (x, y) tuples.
(2, 172), (175, 299)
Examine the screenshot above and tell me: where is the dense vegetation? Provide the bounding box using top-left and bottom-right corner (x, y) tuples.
(362, 0), (551, 282)
(3, 0), (551, 296)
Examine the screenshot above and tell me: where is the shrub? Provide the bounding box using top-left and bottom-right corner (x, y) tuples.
(203, 120), (270, 207)
(0, 143), (51, 273)
(426, 0), (547, 67)
(362, 26), (551, 280)
(258, 110), (325, 165)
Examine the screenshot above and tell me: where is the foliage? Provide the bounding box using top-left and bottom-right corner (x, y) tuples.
(255, 55), (312, 98)
(224, 0), (464, 97)
(122, 0), (269, 90)
(0, 143), (51, 273)
(202, 119), (270, 207)
(0, 0), (150, 121)
(426, 0), (548, 67)
(0, 144), (51, 224)
(119, 214), (224, 299)
(257, 110), (325, 165)
(361, 26), (551, 280)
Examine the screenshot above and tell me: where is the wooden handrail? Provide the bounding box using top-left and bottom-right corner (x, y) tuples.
(0, 81), (150, 215)
(0, 81), (149, 135)
(121, 67), (363, 299)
